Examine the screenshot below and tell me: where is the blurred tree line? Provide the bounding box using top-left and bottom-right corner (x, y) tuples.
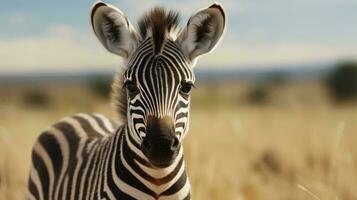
(247, 61), (357, 105)
(88, 75), (112, 98)
(326, 61), (357, 102)
(20, 61), (357, 108)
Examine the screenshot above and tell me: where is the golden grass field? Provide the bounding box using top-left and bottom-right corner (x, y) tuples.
(0, 81), (357, 200)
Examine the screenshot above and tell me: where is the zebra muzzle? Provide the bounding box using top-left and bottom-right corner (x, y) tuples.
(141, 116), (180, 167)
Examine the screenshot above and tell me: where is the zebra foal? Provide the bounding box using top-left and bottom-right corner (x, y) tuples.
(28, 1), (226, 199)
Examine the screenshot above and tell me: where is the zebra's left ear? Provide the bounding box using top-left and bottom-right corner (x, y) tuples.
(177, 3), (226, 61)
(91, 2), (141, 59)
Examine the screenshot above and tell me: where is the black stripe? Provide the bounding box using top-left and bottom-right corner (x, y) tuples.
(53, 121), (80, 200)
(91, 141), (108, 199)
(82, 140), (99, 199)
(90, 114), (112, 134)
(106, 132), (137, 199)
(116, 132), (156, 197)
(176, 112), (188, 120)
(38, 132), (62, 200)
(183, 192), (191, 200)
(73, 115), (104, 138)
(32, 151), (49, 200)
(88, 142), (103, 199)
(160, 170), (187, 196)
(100, 138), (113, 198)
(73, 140), (91, 200)
(28, 176), (40, 200)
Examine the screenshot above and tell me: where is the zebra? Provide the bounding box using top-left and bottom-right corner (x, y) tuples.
(28, 1), (226, 200)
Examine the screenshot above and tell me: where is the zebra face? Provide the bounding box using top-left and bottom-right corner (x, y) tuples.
(91, 2), (226, 167)
(123, 41), (194, 166)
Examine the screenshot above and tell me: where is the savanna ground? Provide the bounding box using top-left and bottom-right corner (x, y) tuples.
(0, 80), (357, 200)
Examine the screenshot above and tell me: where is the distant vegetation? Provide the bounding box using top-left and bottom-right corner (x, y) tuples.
(22, 90), (51, 107)
(265, 71), (289, 85)
(245, 84), (270, 105)
(326, 61), (357, 102)
(88, 75), (112, 98)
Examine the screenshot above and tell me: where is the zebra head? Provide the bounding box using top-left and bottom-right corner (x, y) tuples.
(91, 2), (225, 167)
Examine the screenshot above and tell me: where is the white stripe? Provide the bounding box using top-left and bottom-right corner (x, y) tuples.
(33, 141), (55, 200)
(135, 147), (183, 179)
(175, 127), (184, 134)
(28, 191), (37, 200)
(158, 177), (190, 200)
(48, 127), (69, 200)
(87, 139), (97, 153)
(124, 129), (148, 161)
(29, 162), (44, 200)
(103, 133), (117, 200)
(121, 132), (185, 194)
(134, 122), (145, 131)
(76, 113), (107, 136)
(97, 140), (111, 199)
(94, 141), (109, 200)
(63, 118), (88, 200)
(128, 120), (142, 143)
(111, 132), (155, 200)
(87, 144), (101, 200)
(93, 113), (115, 133)
(62, 176), (69, 200)
(174, 108), (189, 119)
(71, 139), (86, 200)
(175, 117), (187, 124)
(59, 116), (88, 138)
(78, 141), (97, 200)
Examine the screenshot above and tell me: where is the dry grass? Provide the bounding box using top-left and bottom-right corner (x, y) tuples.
(0, 82), (357, 200)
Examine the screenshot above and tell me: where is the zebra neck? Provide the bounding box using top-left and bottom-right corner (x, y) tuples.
(111, 125), (190, 197)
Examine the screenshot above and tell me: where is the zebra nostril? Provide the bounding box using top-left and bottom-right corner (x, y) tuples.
(171, 137), (179, 150)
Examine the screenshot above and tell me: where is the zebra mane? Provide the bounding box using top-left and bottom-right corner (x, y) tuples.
(111, 70), (127, 123)
(138, 7), (180, 54)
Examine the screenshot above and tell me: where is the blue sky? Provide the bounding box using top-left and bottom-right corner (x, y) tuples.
(0, 0), (356, 73)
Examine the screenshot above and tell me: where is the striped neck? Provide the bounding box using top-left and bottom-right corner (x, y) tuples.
(110, 125), (190, 199)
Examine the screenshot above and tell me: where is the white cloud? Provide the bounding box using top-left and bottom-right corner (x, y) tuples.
(198, 38), (357, 68)
(7, 13), (27, 26)
(0, 24), (122, 73)
(0, 24), (356, 73)
(47, 24), (77, 39)
(0, 12), (29, 32)
(114, 0), (238, 22)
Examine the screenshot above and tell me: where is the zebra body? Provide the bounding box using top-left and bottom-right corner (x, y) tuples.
(28, 1), (225, 199)
(28, 113), (189, 200)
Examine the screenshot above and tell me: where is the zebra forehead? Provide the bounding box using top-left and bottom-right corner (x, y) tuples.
(130, 57), (192, 85)
(125, 40), (193, 81)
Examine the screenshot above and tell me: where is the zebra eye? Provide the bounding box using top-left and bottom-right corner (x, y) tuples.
(124, 81), (139, 97)
(180, 82), (194, 95)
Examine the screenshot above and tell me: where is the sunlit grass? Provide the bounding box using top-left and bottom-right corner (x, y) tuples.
(0, 82), (356, 200)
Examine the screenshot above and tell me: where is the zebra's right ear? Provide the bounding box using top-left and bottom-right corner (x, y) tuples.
(91, 2), (141, 59)
(177, 3), (226, 62)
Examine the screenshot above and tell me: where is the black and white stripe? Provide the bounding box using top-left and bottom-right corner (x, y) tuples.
(28, 113), (190, 200)
(28, 2), (225, 200)
(124, 37), (194, 141)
